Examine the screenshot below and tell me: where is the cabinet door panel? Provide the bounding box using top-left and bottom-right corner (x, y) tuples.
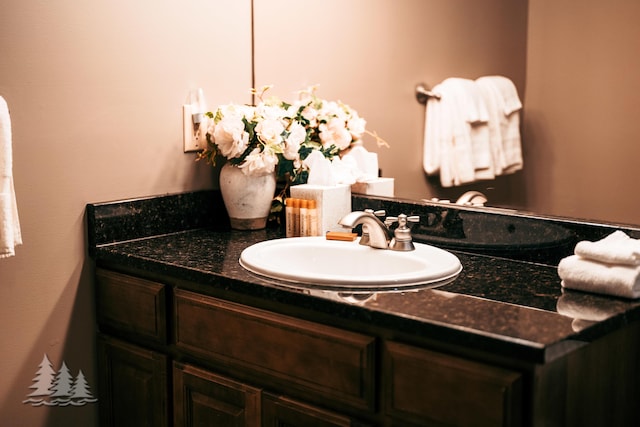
(384, 341), (523, 427)
(96, 268), (167, 343)
(97, 335), (169, 427)
(174, 362), (261, 427)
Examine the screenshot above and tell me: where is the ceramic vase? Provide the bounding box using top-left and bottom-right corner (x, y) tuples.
(219, 162), (276, 230)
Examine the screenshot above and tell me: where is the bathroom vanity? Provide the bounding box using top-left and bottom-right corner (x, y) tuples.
(87, 191), (640, 427)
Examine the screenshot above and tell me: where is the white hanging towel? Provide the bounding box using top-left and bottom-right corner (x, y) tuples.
(422, 78), (491, 187)
(0, 96), (22, 258)
(475, 76), (523, 174)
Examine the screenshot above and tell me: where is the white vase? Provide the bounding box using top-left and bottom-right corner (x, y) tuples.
(219, 162), (276, 230)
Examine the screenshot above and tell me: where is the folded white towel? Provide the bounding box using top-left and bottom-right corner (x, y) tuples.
(475, 79), (506, 176)
(574, 230), (640, 266)
(422, 91), (443, 176)
(0, 96), (22, 258)
(558, 255), (640, 299)
(422, 82), (457, 187)
(475, 76), (523, 174)
(422, 78), (493, 187)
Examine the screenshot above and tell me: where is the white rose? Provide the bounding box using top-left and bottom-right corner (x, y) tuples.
(320, 101), (347, 122)
(347, 115), (366, 139)
(239, 147), (278, 175)
(319, 117), (352, 150)
(283, 122), (306, 160)
(256, 103), (285, 122)
(256, 118), (285, 145)
(213, 114), (248, 159)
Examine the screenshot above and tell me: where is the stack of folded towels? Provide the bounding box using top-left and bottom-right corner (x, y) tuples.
(558, 230), (640, 299)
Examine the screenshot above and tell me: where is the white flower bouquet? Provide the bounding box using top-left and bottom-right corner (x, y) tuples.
(197, 85), (386, 184)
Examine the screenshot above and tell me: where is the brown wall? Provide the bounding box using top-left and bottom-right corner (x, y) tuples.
(524, 0), (640, 225)
(0, 1), (251, 425)
(254, 0), (529, 209)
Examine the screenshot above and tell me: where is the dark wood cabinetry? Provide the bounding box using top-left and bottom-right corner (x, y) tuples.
(96, 267), (640, 426)
(174, 289), (376, 414)
(173, 362), (260, 427)
(96, 268), (376, 426)
(383, 341), (522, 426)
(262, 393), (361, 427)
(97, 335), (169, 427)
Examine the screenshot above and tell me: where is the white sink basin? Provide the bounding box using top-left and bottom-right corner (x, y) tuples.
(239, 236), (462, 290)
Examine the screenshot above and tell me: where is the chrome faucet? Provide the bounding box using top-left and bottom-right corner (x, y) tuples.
(339, 211), (419, 251)
(338, 210), (394, 249)
(387, 214), (420, 251)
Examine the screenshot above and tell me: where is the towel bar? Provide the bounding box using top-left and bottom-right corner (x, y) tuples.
(415, 83), (441, 104)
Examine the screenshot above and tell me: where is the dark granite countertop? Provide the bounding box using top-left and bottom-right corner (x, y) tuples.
(87, 190), (640, 365)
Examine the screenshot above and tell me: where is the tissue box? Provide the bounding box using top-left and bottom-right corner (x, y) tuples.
(351, 178), (395, 197)
(290, 184), (351, 235)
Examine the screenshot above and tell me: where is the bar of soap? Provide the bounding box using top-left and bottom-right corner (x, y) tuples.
(325, 231), (358, 242)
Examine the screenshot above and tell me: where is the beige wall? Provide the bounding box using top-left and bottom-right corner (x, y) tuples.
(253, 0), (529, 209)
(524, 0), (640, 225)
(0, 1), (251, 425)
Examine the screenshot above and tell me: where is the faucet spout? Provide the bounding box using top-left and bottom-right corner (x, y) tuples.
(338, 211), (393, 249)
(456, 191), (488, 206)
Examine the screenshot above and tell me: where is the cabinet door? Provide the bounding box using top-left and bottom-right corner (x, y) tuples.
(384, 341), (523, 427)
(262, 393), (364, 427)
(97, 335), (169, 427)
(96, 268), (167, 344)
(174, 362), (261, 427)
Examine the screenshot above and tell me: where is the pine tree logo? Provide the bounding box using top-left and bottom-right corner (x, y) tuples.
(23, 354), (98, 407)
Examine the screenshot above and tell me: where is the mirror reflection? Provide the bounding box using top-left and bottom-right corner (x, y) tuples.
(253, 0), (640, 226)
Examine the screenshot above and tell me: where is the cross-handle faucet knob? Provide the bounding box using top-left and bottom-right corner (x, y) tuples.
(388, 214), (420, 251)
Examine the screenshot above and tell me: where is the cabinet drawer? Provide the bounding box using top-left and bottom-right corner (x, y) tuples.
(96, 269), (167, 343)
(174, 289), (376, 411)
(384, 341), (523, 427)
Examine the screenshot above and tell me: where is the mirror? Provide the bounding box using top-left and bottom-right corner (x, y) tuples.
(252, 0), (640, 226)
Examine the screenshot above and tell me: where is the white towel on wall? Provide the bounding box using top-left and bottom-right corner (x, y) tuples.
(0, 96), (22, 258)
(475, 78), (508, 176)
(422, 93), (442, 176)
(476, 76), (523, 174)
(422, 78), (492, 187)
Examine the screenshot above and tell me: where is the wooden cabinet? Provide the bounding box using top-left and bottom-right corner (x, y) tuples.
(95, 268), (526, 426)
(96, 269), (167, 344)
(97, 335), (169, 427)
(174, 289), (376, 413)
(384, 341), (522, 427)
(262, 393), (364, 427)
(173, 362), (260, 427)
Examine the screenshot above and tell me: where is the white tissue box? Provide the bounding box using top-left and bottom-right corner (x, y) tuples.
(290, 184), (351, 235)
(351, 178), (395, 197)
